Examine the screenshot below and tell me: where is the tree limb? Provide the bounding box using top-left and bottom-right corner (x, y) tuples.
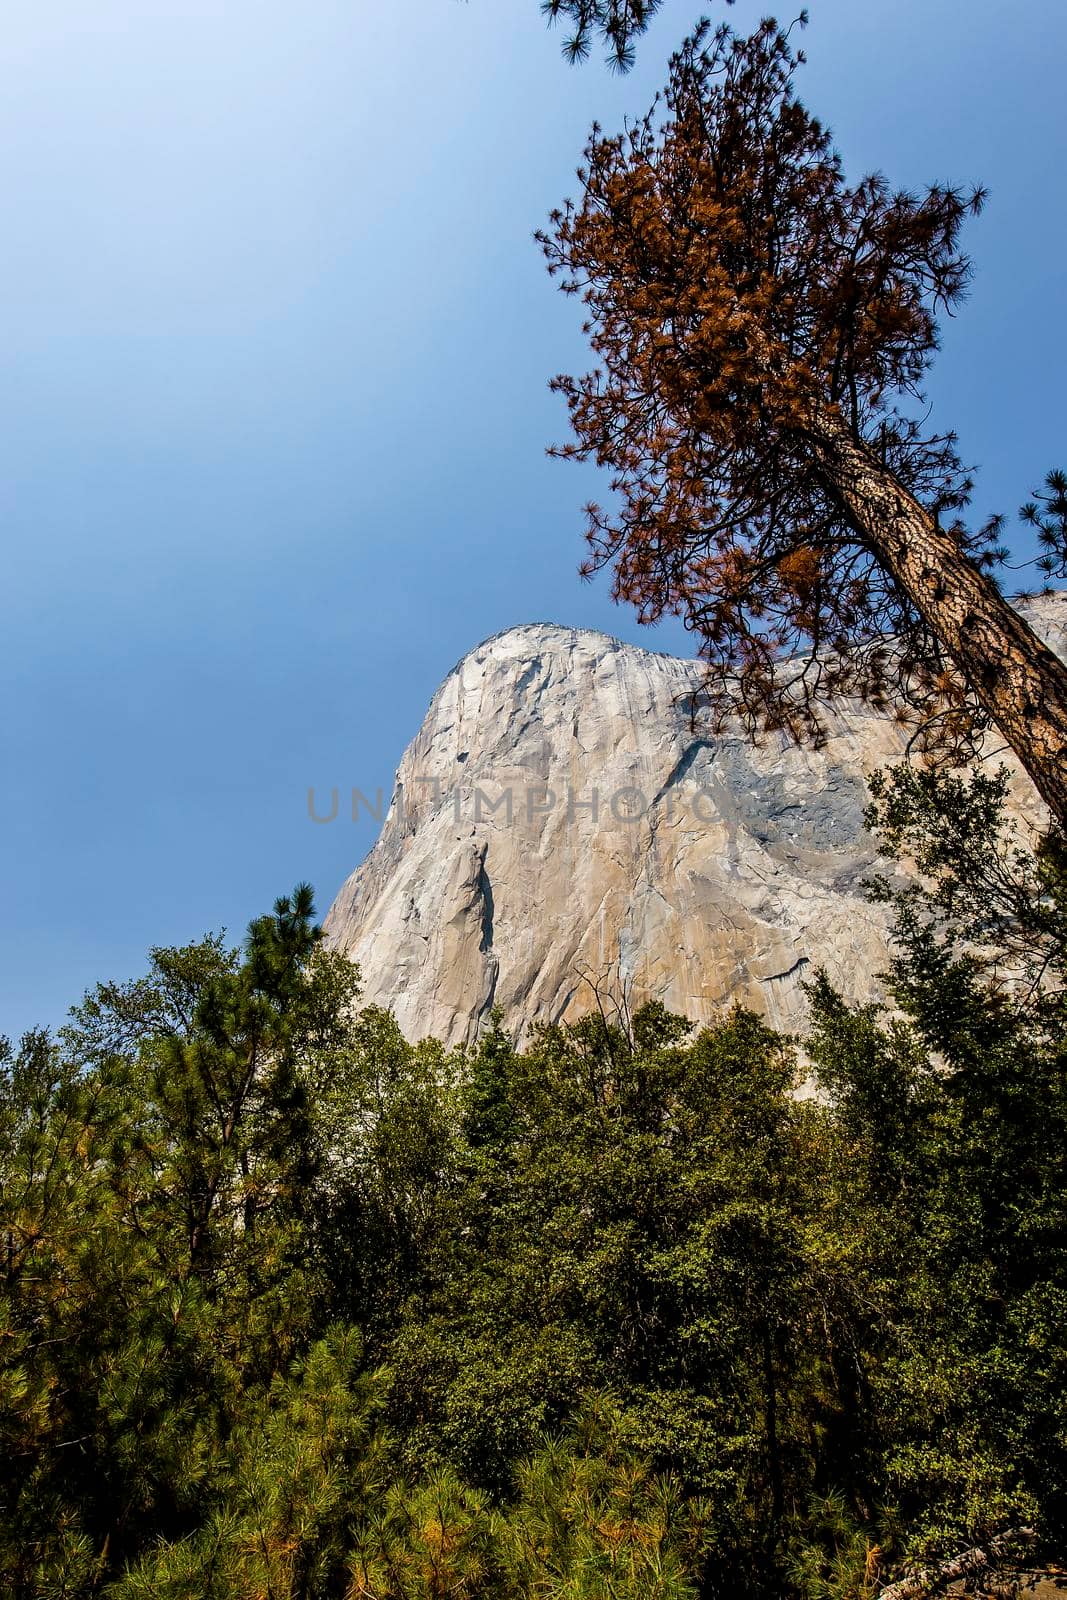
(875, 1528), (1037, 1600)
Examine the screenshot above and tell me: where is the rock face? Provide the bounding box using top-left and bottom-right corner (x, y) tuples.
(325, 595), (1066, 1047)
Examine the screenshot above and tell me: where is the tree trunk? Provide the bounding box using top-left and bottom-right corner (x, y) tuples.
(759, 1316), (784, 1535)
(812, 413), (1067, 826)
(874, 1526), (1034, 1600)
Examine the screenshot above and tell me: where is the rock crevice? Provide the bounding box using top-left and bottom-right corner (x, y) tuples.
(325, 598), (1065, 1047)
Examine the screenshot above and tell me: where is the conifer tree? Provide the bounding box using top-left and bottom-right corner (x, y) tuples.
(4, 864), (1065, 1594)
(541, 19), (1067, 822)
(541, 0), (732, 71)
(805, 776), (1067, 1568)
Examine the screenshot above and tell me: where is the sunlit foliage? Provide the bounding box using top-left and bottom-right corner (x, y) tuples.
(2, 793), (1065, 1593)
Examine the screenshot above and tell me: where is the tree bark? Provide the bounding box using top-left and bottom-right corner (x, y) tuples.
(759, 1316), (784, 1535)
(874, 1526), (1035, 1600)
(812, 413), (1067, 826)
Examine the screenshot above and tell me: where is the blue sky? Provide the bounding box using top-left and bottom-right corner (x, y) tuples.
(2, 0), (1065, 1035)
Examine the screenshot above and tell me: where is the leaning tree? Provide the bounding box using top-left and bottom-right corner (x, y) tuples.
(541, 19), (1067, 823)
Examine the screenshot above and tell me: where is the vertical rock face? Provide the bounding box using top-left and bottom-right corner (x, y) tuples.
(325, 596), (1065, 1048)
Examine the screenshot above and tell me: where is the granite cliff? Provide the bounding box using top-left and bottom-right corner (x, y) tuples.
(325, 594), (1066, 1046)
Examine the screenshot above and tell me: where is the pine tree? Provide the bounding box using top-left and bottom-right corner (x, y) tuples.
(806, 774), (1067, 1570)
(4, 862), (1065, 1595)
(540, 19), (1067, 822)
(540, 0), (717, 71)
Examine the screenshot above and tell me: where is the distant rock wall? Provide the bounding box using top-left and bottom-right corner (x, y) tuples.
(325, 595), (1066, 1047)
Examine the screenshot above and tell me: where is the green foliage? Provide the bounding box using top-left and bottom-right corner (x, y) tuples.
(864, 763), (1067, 1023)
(541, 0), (670, 71)
(1023, 467), (1067, 582)
(807, 771), (1067, 1565)
(2, 784), (1065, 1595)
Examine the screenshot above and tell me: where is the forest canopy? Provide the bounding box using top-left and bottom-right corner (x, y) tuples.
(2, 772), (1064, 1598)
